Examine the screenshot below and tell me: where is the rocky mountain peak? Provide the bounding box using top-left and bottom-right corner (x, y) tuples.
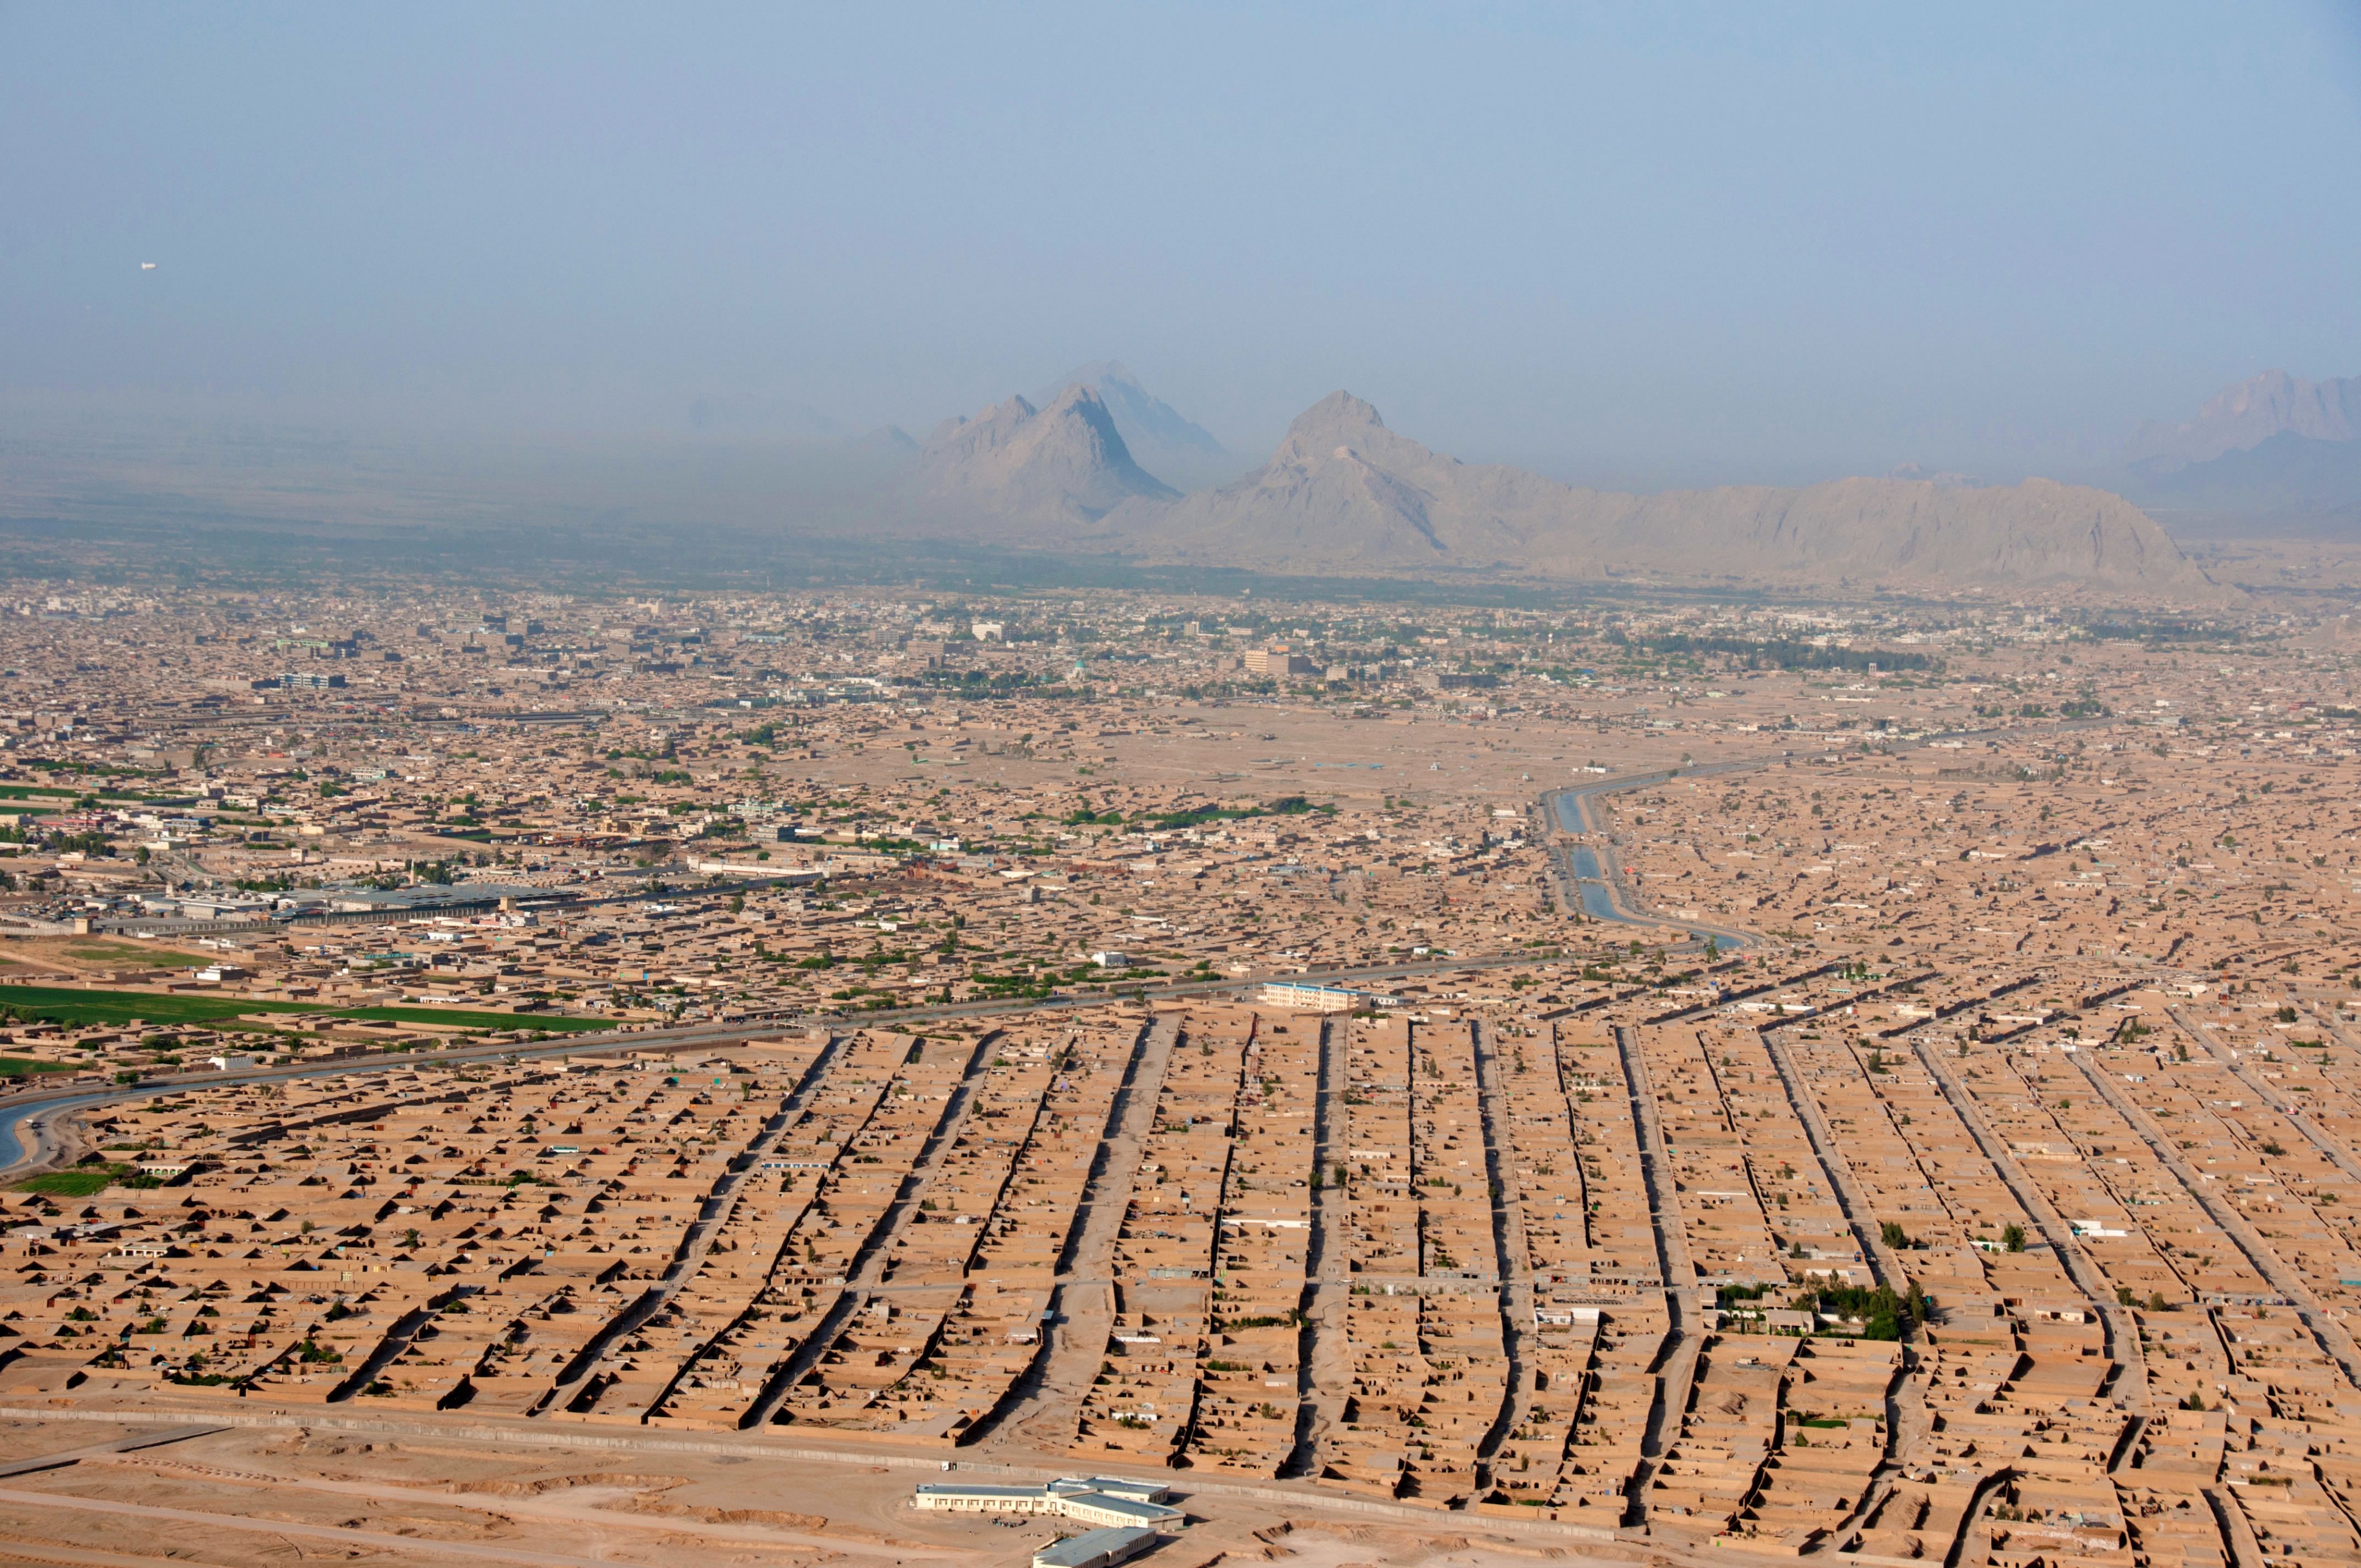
(1028, 362), (1229, 489)
(910, 383), (1174, 530)
(2126, 368), (2360, 470)
(1286, 390), (1387, 442)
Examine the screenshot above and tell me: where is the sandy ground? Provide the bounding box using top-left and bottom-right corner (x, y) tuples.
(0, 1416), (1665, 1568)
(785, 703), (1709, 810)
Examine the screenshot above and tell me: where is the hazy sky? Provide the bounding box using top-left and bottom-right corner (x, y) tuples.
(5, 2), (2359, 489)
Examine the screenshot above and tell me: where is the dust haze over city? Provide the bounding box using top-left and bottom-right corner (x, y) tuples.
(5, 7), (2361, 1568)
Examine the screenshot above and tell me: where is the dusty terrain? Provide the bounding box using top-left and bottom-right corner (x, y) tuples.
(0, 585), (2348, 1567)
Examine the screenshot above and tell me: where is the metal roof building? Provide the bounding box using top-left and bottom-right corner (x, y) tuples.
(1032, 1526), (1159, 1568)
(913, 1479), (1182, 1530)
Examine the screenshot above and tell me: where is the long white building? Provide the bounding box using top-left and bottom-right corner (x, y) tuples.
(912, 1476), (1181, 1531)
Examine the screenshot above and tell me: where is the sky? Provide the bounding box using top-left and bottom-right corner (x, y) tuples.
(4, 2), (2359, 491)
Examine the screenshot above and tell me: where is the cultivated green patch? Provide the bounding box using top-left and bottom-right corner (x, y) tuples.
(0, 983), (610, 1035)
(12, 1163), (157, 1196)
(61, 943), (216, 969)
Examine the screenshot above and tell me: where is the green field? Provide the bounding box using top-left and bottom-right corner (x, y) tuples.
(0, 1057), (76, 1077)
(11, 1163), (160, 1197)
(0, 987), (255, 1028)
(0, 983), (612, 1035)
(62, 943), (216, 969)
(0, 785), (157, 808)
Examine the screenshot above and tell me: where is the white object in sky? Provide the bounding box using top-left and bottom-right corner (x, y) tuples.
(140, 262), (156, 270)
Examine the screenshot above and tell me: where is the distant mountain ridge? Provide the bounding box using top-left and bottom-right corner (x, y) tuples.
(2139, 428), (2361, 503)
(874, 375), (2214, 594)
(1099, 391), (2212, 594)
(2118, 369), (2361, 537)
(2127, 369), (2360, 472)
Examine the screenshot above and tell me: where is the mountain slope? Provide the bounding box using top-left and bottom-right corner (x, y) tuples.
(1576, 474), (2197, 588)
(1115, 390), (2213, 593)
(908, 384), (1176, 536)
(2125, 429), (2361, 540)
(2138, 428), (2361, 508)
